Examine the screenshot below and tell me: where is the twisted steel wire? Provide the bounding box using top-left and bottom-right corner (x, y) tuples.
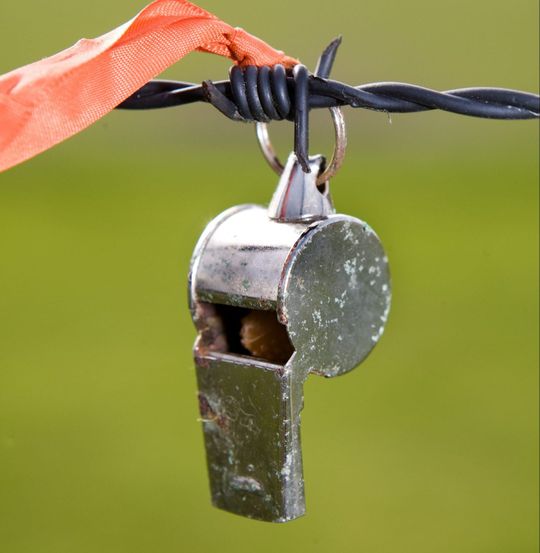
(117, 38), (539, 170)
(118, 71), (539, 118)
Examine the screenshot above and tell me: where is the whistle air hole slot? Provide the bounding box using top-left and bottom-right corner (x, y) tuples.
(198, 303), (294, 365)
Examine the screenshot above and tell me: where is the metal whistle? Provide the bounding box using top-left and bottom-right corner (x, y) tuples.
(188, 153), (391, 522)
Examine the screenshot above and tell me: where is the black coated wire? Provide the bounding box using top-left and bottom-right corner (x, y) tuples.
(117, 38), (539, 171)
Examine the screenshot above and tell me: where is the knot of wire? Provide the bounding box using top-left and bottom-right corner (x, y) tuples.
(118, 38), (540, 173)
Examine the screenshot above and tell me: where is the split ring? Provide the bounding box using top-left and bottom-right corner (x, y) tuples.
(256, 106), (347, 185)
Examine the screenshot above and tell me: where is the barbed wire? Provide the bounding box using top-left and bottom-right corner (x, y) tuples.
(117, 38), (539, 170)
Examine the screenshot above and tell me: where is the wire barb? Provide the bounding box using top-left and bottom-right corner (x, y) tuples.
(117, 39), (540, 170)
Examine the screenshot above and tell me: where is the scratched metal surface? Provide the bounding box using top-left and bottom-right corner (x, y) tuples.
(190, 193), (391, 521)
(195, 352), (305, 522)
(190, 205), (307, 310)
(280, 215), (391, 378)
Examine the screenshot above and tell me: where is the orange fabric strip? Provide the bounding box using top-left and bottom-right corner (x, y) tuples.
(0, 0), (297, 173)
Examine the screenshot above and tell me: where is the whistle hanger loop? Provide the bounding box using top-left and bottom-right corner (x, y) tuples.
(256, 106), (347, 186)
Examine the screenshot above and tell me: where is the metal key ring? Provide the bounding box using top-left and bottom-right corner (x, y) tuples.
(256, 106), (347, 186)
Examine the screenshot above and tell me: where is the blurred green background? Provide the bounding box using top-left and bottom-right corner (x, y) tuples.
(0, 1), (538, 552)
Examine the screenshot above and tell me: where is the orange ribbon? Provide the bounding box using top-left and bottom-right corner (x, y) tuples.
(0, 0), (297, 173)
